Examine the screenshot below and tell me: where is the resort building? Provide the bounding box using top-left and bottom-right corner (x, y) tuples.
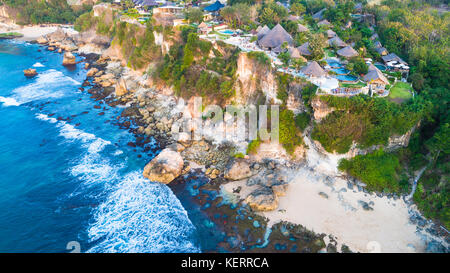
(153, 5), (184, 16)
(363, 64), (390, 96)
(203, 1), (225, 13)
(258, 24), (293, 51)
(337, 46), (359, 58)
(382, 53), (409, 71)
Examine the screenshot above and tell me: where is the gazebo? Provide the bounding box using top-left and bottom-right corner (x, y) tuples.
(301, 61), (326, 78)
(337, 46), (358, 58)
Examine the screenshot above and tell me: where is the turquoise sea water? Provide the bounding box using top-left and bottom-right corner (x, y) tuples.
(0, 40), (200, 253)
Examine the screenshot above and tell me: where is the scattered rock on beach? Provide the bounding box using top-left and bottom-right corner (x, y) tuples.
(224, 158), (253, 180)
(245, 187), (278, 211)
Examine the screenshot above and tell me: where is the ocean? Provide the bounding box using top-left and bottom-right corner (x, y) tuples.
(0, 40), (201, 253)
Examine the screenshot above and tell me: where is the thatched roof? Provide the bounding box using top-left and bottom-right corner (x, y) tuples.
(373, 40), (382, 48)
(258, 24), (293, 49)
(288, 46), (307, 62)
(312, 8), (326, 20)
(382, 53), (407, 65)
(364, 64), (389, 85)
(301, 61), (326, 77)
(337, 46), (358, 58)
(376, 47), (388, 55)
(328, 36), (346, 47)
(198, 22), (208, 29)
(257, 25), (271, 40)
(288, 15), (300, 21)
(326, 29), (336, 38)
(297, 23), (308, 32)
(318, 19), (331, 27)
(297, 42), (311, 56)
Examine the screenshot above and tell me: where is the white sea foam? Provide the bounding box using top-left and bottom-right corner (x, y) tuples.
(9, 69), (80, 105)
(0, 96), (20, 106)
(86, 171), (200, 253)
(32, 62), (45, 68)
(36, 112), (198, 253)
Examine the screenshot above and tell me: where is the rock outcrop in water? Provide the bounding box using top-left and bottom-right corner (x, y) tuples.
(62, 52), (76, 66)
(143, 148), (184, 184)
(23, 68), (37, 77)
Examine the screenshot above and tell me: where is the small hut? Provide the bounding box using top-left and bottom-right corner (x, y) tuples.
(257, 25), (271, 40)
(288, 47), (307, 62)
(312, 8), (326, 21)
(297, 42), (311, 56)
(318, 19), (331, 27)
(301, 61), (326, 78)
(297, 23), (308, 33)
(337, 46), (358, 58)
(258, 24), (293, 50)
(328, 36), (347, 48)
(326, 29), (336, 38)
(376, 47), (388, 56)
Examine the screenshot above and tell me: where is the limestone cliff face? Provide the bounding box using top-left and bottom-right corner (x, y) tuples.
(153, 31), (171, 55)
(0, 5), (18, 25)
(311, 96), (335, 122)
(235, 52), (278, 105)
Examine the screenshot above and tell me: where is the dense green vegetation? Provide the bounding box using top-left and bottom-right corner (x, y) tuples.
(338, 149), (409, 193)
(312, 95), (426, 153)
(388, 82), (413, 103)
(1, 0), (92, 24)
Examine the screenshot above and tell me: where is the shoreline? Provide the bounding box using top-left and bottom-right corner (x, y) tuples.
(12, 27), (449, 253)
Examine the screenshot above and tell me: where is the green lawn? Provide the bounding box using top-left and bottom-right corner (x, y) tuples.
(388, 82), (413, 103)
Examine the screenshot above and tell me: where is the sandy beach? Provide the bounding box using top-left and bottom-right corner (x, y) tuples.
(223, 135), (448, 253)
(0, 24), (76, 41)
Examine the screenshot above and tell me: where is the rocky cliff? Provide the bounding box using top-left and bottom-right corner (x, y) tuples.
(235, 52), (278, 105)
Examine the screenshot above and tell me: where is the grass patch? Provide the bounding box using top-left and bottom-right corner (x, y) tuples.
(388, 82), (413, 103)
(339, 81), (367, 88)
(0, 32), (23, 38)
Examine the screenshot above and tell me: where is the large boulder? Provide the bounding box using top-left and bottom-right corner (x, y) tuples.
(143, 148), (184, 184)
(245, 187), (278, 211)
(115, 77), (128, 96)
(224, 158), (253, 180)
(62, 52), (76, 66)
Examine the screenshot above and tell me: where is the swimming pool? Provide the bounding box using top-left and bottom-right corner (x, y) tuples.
(332, 67), (350, 75)
(336, 75), (358, 82)
(375, 64), (387, 71)
(220, 30), (235, 35)
(326, 59), (343, 68)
